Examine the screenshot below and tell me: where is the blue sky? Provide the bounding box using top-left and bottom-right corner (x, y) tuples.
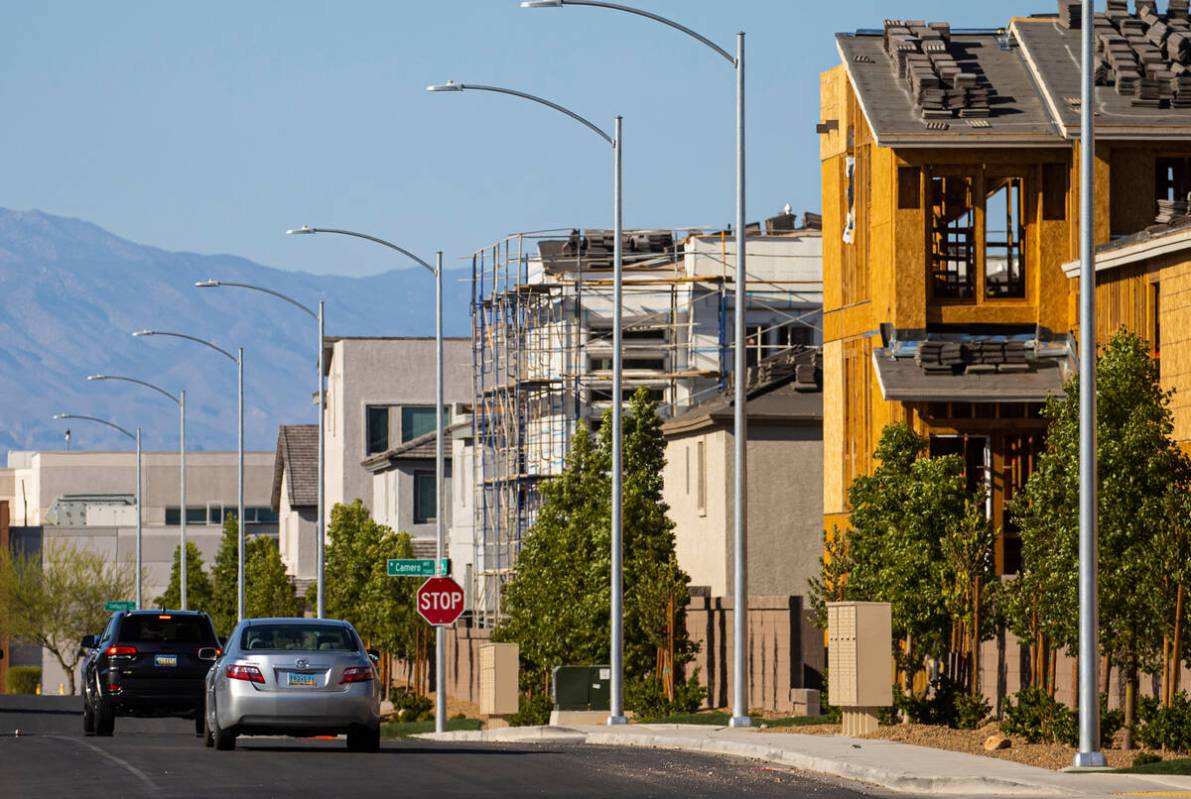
(1, 1), (1000, 276)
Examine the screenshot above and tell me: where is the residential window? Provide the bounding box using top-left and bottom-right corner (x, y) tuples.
(401, 406), (449, 443)
(984, 177), (1026, 299)
(929, 174), (976, 299)
(590, 356), (667, 371)
(366, 406), (389, 454)
(695, 439), (706, 516)
(166, 507), (207, 525)
(684, 446), (691, 495)
(414, 472), (437, 524)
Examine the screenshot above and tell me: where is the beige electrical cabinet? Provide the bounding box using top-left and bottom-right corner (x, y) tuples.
(479, 642), (519, 717)
(827, 602), (892, 735)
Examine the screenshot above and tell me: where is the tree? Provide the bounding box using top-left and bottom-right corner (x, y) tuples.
(1009, 329), (1191, 745)
(244, 536), (300, 620)
(809, 424), (994, 694)
(321, 500), (389, 628)
(496, 389), (696, 709)
(0, 542), (134, 694)
(154, 541), (214, 614)
(209, 513), (241, 637)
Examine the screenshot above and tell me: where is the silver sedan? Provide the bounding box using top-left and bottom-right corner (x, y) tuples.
(204, 618), (382, 752)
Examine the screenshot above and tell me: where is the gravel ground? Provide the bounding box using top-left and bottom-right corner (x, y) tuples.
(772, 721), (1158, 771)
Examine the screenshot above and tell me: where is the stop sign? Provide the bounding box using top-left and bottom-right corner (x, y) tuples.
(416, 576), (466, 626)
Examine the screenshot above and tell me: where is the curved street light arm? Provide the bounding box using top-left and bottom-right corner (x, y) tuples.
(295, 228), (437, 275)
(447, 83), (613, 146)
(196, 280), (318, 320)
(53, 414), (135, 441)
(88, 374), (180, 405)
(135, 330), (236, 363)
(547, 0), (735, 65)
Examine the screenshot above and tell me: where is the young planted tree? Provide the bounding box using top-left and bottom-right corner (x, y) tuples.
(320, 500), (388, 627)
(244, 536), (301, 620)
(360, 530), (421, 693)
(0, 542), (134, 694)
(1009, 330), (1191, 746)
(154, 541), (214, 614)
(497, 389), (696, 711)
(209, 513), (242, 636)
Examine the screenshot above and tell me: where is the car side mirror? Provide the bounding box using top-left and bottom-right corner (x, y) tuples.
(367, 649), (380, 664)
(81, 634), (97, 649)
(197, 647), (219, 661)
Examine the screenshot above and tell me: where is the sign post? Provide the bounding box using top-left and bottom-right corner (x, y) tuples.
(105, 600), (135, 613)
(416, 577), (465, 627)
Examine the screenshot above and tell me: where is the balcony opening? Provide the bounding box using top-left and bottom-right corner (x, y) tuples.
(929, 175), (976, 299)
(985, 176), (1026, 299)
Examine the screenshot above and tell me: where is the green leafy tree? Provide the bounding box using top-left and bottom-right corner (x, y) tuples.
(154, 541), (214, 614)
(0, 542), (134, 694)
(1009, 329), (1191, 745)
(209, 513), (241, 636)
(244, 536), (300, 619)
(497, 389), (696, 710)
(320, 500), (389, 628)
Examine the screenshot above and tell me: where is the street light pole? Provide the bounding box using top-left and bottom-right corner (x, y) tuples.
(133, 331), (246, 621)
(1074, 0), (1106, 770)
(427, 80), (627, 724)
(87, 374), (186, 608)
(285, 226), (446, 731)
(196, 280), (324, 617)
(53, 414), (142, 607)
(521, 0), (750, 728)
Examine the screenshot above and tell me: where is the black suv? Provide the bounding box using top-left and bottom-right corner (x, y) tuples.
(81, 610), (220, 736)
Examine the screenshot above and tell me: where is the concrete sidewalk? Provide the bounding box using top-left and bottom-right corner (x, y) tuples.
(417, 723), (1191, 797)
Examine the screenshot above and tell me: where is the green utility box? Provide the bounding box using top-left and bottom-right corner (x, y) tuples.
(551, 665), (611, 711)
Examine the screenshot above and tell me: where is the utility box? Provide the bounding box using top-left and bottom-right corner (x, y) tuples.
(479, 642), (519, 717)
(552, 665), (611, 711)
(827, 601), (892, 736)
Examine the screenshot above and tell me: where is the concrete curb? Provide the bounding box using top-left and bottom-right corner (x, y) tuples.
(415, 726), (1066, 795)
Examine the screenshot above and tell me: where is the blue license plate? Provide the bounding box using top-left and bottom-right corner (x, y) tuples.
(287, 672), (317, 687)
(154, 654), (177, 667)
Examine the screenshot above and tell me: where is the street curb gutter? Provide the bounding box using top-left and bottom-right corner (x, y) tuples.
(416, 727), (1066, 796)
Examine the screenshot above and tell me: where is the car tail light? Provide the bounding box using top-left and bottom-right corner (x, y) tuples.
(105, 645), (136, 657)
(339, 666), (373, 685)
(225, 664), (265, 684)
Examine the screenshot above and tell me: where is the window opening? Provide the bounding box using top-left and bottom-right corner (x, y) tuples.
(366, 406), (389, 454)
(984, 177), (1026, 298)
(930, 175), (976, 299)
(414, 472), (436, 524)
(401, 406), (448, 443)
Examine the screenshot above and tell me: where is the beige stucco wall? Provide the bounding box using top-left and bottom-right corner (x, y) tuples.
(664, 429), (731, 596)
(278, 470), (317, 581)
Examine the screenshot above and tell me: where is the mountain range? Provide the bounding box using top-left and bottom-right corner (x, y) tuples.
(0, 208), (472, 458)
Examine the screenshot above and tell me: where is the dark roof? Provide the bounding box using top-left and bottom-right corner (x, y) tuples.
(361, 419), (467, 471)
(1013, 15), (1191, 141)
(663, 350), (822, 437)
(836, 28), (1061, 147)
(271, 425), (319, 511)
(873, 340), (1072, 402)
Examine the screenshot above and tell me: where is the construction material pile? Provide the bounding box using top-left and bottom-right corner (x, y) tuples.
(917, 339), (1030, 375)
(882, 20), (991, 121)
(1061, 0), (1191, 107)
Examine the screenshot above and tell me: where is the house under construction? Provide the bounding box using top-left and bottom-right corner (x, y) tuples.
(469, 212), (824, 624)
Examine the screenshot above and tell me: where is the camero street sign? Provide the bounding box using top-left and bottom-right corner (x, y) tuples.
(387, 558), (449, 578)
(105, 600), (135, 612)
(416, 577), (465, 626)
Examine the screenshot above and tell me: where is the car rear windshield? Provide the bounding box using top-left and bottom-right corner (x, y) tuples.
(119, 615), (214, 644)
(241, 624), (357, 652)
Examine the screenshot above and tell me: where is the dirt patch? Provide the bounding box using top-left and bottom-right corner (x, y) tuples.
(771, 721), (1156, 771)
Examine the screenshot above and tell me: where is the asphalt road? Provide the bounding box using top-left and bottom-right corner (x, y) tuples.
(0, 695), (898, 798)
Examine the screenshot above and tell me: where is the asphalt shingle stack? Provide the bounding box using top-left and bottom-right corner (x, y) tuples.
(917, 340), (965, 374)
(1086, 0), (1191, 104)
(883, 19), (992, 122)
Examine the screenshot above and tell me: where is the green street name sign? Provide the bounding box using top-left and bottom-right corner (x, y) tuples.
(104, 600), (135, 612)
(387, 558), (449, 578)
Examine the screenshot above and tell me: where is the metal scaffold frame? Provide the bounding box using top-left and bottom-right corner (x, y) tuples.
(469, 225), (822, 626)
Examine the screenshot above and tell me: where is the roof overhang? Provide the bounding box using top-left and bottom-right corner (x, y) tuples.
(1062, 225), (1191, 278)
(873, 348), (1067, 402)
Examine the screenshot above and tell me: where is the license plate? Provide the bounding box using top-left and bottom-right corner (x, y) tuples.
(154, 654), (178, 667)
(287, 672), (317, 687)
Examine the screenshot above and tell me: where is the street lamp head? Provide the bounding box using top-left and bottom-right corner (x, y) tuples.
(195, 279), (220, 288)
(53, 413), (69, 420)
(132, 330), (155, 337)
(520, 0), (563, 6)
(286, 226), (316, 235)
(426, 81), (463, 92)
(87, 374), (106, 381)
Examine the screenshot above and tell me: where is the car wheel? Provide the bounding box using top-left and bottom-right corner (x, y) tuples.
(203, 706), (213, 748)
(347, 723), (381, 753)
(211, 712), (236, 751)
(82, 695), (95, 735)
(94, 698), (115, 737)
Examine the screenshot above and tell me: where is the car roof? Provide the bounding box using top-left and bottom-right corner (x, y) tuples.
(242, 617), (351, 627)
(122, 609), (210, 618)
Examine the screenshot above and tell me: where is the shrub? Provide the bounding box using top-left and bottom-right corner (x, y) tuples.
(508, 692), (552, 727)
(6, 666), (40, 695)
(1133, 751), (1163, 767)
(388, 687), (433, 722)
(627, 671), (706, 720)
(1001, 687), (1077, 745)
(892, 675), (989, 729)
(1137, 691), (1191, 753)
(954, 690), (992, 730)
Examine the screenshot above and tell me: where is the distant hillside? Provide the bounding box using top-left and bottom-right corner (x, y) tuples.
(0, 208), (471, 457)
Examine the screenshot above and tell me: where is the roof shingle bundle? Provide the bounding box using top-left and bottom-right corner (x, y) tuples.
(883, 19), (992, 122)
(917, 340), (965, 374)
(1082, 0), (1191, 106)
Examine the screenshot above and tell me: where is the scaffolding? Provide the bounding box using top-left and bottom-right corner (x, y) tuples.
(469, 224), (823, 625)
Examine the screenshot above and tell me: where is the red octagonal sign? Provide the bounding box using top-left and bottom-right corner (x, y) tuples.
(416, 576), (465, 626)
